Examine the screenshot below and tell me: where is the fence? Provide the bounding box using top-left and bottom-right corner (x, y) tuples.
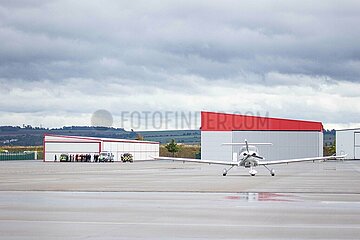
(0, 152), (37, 161)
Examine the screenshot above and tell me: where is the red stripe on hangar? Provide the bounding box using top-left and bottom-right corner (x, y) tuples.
(200, 111), (323, 131)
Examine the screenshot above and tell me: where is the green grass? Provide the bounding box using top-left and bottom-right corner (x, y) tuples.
(0, 146), (44, 159)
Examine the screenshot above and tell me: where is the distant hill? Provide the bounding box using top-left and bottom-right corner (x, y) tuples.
(0, 126), (135, 146)
(0, 125), (334, 147)
(137, 130), (200, 144)
(0, 126), (201, 146)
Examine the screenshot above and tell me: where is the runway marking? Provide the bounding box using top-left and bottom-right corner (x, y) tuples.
(0, 219), (359, 229)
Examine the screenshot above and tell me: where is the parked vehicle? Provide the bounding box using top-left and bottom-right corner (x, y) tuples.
(121, 153), (133, 163)
(60, 154), (69, 162)
(98, 152), (114, 162)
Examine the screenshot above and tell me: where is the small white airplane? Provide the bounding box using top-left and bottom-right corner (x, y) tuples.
(150, 140), (347, 176)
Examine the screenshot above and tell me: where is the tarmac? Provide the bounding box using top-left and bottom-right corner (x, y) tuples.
(0, 160), (360, 239)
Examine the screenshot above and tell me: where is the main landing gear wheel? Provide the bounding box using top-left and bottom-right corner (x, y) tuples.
(222, 166), (234, 176)
(264, 165), (275, 176)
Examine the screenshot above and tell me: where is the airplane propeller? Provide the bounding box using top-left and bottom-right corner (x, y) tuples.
(243, 139), (263, 160)
(245, 139), (249, 153)
(252, 155), (264, 159)
(242, 152), (264, 160)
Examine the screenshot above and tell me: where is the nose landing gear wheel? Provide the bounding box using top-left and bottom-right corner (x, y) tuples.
(249, 168), (257, 176)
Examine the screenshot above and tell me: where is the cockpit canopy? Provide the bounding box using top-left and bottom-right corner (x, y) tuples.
(240, 146), (259, 153)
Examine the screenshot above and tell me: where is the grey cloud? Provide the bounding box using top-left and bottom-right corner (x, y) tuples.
(0, 0), (360, 128)
(0, 0), (52, 9)
(1, 0), (359, 83)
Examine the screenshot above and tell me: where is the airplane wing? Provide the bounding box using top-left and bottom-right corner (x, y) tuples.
(150, 156), (239, 166)
(259, 154), (347, 165)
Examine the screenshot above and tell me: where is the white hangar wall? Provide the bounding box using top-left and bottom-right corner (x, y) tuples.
(201, 131), (323, 161)
(44, 135), (159, 162)
(102, 141), (159, 162)
(201, 131), (233, 161)
(336, 128), (360, 159)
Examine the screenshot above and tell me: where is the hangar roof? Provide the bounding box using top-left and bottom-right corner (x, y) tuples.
(336, 128), (360, 132)
(201, 111), (323, 132)
(44, 134), (159, 144)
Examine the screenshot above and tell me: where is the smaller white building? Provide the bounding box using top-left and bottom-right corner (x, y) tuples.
(43, 134), (159, 162)
(336, 128), (360, 159)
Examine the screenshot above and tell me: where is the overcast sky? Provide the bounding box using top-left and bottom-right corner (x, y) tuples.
(0, 0), (359, 130)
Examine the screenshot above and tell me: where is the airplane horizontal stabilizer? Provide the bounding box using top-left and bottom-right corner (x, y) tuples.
(222, 143), (272, 146)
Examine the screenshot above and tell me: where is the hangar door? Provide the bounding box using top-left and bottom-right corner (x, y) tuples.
(44, 141), (100, 161)
(355, 132), (360, 159)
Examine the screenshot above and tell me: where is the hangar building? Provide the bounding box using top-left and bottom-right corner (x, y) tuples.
(43, 134), (159, 162)
(336, 128), (360, 159)
(201, 111), (324, 161)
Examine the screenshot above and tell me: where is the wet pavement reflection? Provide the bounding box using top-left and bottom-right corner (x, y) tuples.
(225, 192), (297, 202)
